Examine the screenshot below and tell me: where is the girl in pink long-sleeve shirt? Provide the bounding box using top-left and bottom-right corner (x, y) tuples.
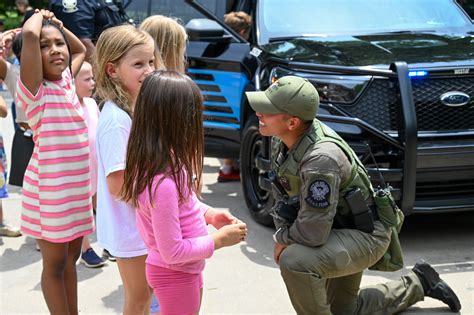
(121, 70), (247, 315)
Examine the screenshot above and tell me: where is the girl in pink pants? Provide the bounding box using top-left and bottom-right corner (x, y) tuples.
(120, 70), (247, 315)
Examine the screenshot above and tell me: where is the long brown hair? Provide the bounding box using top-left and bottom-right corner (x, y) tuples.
(94, 25), (158, 117)
(121, 70), (204, 207)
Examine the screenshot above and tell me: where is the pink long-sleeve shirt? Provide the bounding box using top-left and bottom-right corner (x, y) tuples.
(136, 174), (215, 274)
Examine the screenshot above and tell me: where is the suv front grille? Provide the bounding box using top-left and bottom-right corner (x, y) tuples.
(340, 76), (474, 133)
(416, 179), (474, 199)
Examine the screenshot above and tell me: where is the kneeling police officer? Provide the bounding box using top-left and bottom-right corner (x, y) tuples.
(246, 76), (461, 314)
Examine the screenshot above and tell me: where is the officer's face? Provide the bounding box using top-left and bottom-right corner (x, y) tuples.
(256, 112), (293, 137)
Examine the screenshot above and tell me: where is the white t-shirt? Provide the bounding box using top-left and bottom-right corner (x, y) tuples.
(4, 62), (28, 123)
(82, 97), (99, 195)
(96, 101), (147, 257)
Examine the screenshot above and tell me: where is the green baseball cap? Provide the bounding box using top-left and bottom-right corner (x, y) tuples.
(246, 76), (319, 121)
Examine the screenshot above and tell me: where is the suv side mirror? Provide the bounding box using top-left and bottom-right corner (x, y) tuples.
(186, 18), (231, 42)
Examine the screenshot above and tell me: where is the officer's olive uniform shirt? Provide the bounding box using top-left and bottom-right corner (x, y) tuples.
(274, 139), (352, 247)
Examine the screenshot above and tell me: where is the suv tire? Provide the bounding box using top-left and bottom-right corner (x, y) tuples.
(240, 115), (274, 226)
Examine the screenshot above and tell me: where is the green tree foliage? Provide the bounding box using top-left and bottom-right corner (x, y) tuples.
(0, 0), (48, 30)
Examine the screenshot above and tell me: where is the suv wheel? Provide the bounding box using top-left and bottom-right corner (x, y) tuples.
(240, 115), (274, 226)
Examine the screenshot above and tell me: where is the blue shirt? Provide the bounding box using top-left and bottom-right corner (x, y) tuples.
(49, 0), (117, 42)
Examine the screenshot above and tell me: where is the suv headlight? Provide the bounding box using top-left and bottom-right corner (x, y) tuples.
(270, 67), (372, 104)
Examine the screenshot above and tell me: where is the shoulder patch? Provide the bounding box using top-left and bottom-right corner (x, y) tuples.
(305, 180), (331, 208)
(62, 0), (78, 13)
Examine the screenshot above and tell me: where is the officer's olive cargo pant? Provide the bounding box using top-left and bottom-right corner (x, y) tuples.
(279, 221), (425, 315)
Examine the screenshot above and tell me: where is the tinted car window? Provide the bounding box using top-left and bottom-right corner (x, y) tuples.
(456, 0), (474, 19)
(126, 0), (219, 24)
(258, 0), (472, 44)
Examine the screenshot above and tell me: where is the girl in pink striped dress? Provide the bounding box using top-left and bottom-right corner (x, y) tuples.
(15, 9), (91, 314)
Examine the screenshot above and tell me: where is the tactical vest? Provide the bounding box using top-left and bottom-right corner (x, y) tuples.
(272, 119), (374, 217)
(94, 0), (132, 41)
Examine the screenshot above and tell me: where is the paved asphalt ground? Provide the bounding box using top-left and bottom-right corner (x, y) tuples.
(1, 90), (473, 314)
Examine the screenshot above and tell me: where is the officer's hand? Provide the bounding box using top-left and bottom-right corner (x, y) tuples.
(274, 242), (288, 265)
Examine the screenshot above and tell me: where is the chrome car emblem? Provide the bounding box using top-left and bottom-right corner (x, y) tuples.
(454, 68), (469, 75)
(440, 91), (470, 107)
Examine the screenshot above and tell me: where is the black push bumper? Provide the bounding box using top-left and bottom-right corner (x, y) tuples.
(256, 60), (474, 215)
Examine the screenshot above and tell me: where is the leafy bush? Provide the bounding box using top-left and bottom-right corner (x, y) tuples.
(0, 0), (48, 30)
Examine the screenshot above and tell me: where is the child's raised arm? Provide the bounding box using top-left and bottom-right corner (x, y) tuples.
(20, 9), (47, 95)
(55, 19), (86, 78)
(20, 10), (86, 95)
(0, 28), (21, 80)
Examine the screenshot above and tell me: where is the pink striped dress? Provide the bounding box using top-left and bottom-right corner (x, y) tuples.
(16, 69), (93, 243)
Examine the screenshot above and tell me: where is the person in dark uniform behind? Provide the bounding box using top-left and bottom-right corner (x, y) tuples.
(49, 0), (129, 61)
(245, 76), (462, 314)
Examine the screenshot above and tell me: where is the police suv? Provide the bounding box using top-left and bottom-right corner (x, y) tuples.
(126, 0), (474, 225)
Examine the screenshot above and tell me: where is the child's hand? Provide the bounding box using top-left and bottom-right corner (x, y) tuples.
(35, 9), (63, 30)
(1, 28), (21, 47)
(205, 208), (243, 229)
(1, 28), (21, 59)
(50, 16), (64, 30)
(35, 9), (54, 21)
(212, 223), (247, 250)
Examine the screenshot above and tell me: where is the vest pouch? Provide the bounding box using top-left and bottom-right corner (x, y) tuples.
(369, 189), (404, 271)
(373, 189), (403, 230)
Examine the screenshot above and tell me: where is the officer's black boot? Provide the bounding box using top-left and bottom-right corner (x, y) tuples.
(412, 260), (461, 312)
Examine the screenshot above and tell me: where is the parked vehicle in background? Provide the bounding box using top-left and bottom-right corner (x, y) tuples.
(126, 0), (474, 226)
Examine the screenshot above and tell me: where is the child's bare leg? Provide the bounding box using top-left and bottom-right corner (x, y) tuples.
(117, 254), (153, 315)
(64, 237), (83, 315)
(197, 288), (203, 315)
(92, 193), (97, 210)
(81, 235), (91, 252)
(37, 239), (70, 314)
(0, 201), (21, 237)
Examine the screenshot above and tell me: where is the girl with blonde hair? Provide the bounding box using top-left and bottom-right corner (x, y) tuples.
(94, 24), (160, 314)
(140, 15), (187, 73)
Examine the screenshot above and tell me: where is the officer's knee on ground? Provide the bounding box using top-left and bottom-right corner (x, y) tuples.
(279, 245), (311, 274)
(279, 243), (352, 279)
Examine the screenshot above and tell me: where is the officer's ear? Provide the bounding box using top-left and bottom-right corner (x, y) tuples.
(287, 116), (302, 131)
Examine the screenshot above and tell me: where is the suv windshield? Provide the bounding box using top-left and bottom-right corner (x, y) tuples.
(257, 0), (472, 44)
